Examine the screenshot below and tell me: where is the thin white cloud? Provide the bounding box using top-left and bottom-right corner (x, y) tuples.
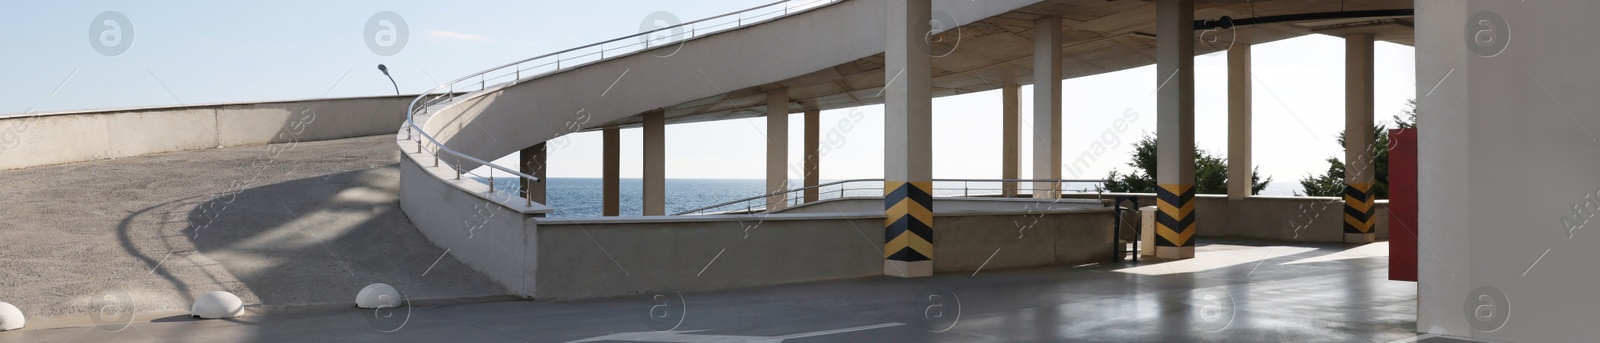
(429, 30), (490, 42)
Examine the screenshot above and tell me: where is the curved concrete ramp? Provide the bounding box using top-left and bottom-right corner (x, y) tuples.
(424, 0), (1039, 172)
(0, 135), (502, 319)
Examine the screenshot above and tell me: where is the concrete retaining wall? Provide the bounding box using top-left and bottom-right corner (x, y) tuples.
(0, 95), (414, 170)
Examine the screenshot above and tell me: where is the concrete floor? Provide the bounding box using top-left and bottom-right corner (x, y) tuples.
(0, 135), (504, 318)
(1, 240), (1432, 342)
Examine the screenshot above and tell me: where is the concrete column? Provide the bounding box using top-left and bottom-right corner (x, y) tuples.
(1226, 44), (1252, 200)
(882, 0), (933, 278)
(1154, 0), (1196, 260)
(643, 110), (666, 216)
(803, 108), (821, 202)
(1343, 33), (1377, 243)
(1032, 16), (1063, 199)
(602, 127), (620, 216)
(519, 143), (547, 205)
(1001, 83), (1021, 197)
(765, 91), (791, 211)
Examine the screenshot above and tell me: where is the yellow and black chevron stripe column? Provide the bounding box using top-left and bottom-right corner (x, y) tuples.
(884, 181), (934, 262)
(1155, 184), (1196, 248)
(1343, 183), (1375, 235)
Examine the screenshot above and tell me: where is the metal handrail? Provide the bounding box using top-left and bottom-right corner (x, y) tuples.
(401, 0), (845, 208)
(671, 179), (1111, 216)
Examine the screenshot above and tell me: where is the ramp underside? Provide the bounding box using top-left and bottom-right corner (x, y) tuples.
(425, 0), (1413, 172)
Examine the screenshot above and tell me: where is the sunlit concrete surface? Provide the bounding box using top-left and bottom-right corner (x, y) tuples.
(0, 135), (502, 321)
(0, 240), (1423, 342)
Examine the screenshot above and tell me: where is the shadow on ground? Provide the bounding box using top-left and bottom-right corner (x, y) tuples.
(162, 164), (506, 308)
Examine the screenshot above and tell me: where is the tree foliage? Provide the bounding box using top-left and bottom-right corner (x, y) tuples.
(1296, 99), (1418, 198)
(1104, 134), (1271, 195)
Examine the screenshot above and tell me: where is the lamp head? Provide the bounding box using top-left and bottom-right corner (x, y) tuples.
(377, 64), (390, 76)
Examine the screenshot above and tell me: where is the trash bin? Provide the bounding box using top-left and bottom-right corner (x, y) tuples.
(1139, 206), (1157, 256)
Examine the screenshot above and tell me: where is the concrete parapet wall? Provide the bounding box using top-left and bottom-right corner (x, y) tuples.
(779, 197), (1120, 272)
(933, 211), (1115, 272)
(399, 158), (529, 296)
(0, 95), (414, 170)
(1065, 193), (1391, 243)
(533, 214), (885, 300)
(531, 206), (1116, 300)
(395, 164), (1126, 300)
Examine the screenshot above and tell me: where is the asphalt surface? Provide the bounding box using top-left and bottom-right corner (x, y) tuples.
(0, 135), (504, 320)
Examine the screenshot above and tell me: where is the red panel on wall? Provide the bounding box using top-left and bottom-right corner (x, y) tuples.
(1388, 128), (1418, 282)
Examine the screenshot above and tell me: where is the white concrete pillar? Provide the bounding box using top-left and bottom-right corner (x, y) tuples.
(1155, 0), (1196, 260)
(519, 143), (547, 205)
(1001, 83), (1021, 197)
(882, 0), (933, 278)
(1032, 16), (1063, 199)
(602, 127), (620, 216)
(803, 108), (821, 203)
(765, 91), (790, 211)
(643, 110), (666, 216)
(1227, 44), (1252, 200)
(1343, 33), (1377, 243)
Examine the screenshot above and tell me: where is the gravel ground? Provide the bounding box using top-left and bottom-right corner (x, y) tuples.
(0, 135), (504, 319)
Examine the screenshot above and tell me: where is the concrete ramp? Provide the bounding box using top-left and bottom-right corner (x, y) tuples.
(0, 135), (503, 320)
(420, 0), (1039, 172)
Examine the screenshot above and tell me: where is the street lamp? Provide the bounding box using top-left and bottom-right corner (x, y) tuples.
(378, 64), (399, 95)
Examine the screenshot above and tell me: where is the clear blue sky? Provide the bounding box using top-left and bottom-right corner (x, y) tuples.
(0, 1), (1414, 196)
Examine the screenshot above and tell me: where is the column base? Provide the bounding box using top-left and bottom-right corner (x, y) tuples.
(884, 260), (932, 278)
(1344, 233), (1376, 244)
(1156, 246), (1195, 260)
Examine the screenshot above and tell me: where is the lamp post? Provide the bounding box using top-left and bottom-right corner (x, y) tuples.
(378, 64), (399, 95)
